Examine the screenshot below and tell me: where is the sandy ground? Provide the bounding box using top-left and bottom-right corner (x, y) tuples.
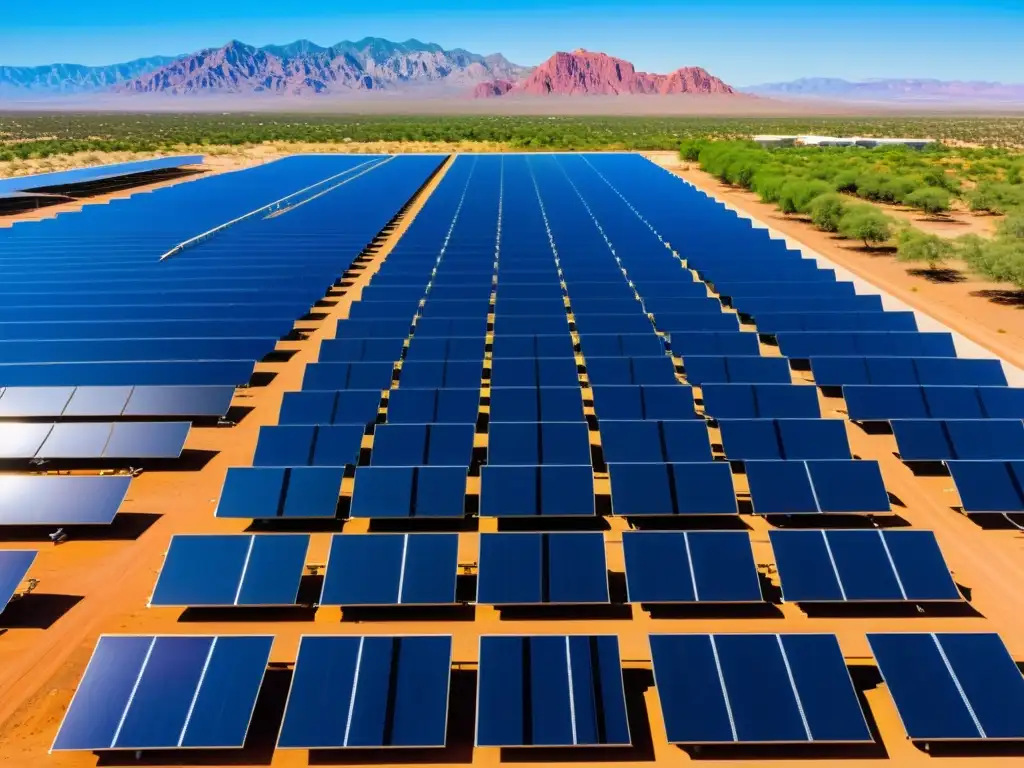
(646, 151), (1024, 371)
(2, 152), (1024, 767)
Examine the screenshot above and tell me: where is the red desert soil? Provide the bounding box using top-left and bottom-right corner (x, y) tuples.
(647, 151), (1024, 371)
(2, 153), (1024, 768)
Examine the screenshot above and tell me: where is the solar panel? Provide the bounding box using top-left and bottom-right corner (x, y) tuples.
(0, 422), (52, 458)
(579, 333), (665, 358)
(591, 384), (697, 420)
(600, 420), (712, 463)
(371, 423), (475, 466)
(701, 383), (821, 419)
(0, 360), (255, 388)
(476, 635), (630, 747)
(489, 387), (584, 422)
(477, 532), (608, 605)
(775, 331), (956, 359)
(252, 424), (364, 467)
(318, 337), (407, 363)
(150, 534), (309, 607)
(668, 331), (760, 356)
(978, 386), (1024, 418)
(480, 465), (595, 517)
(215, 466), (344, 519)
(399, 359), (482, 388)
(491, 334), (575, 359)
(868, 632), (1024, 741)
(489, 357), (579, 388)
(718, 418), (850, 460)
(746, 460), (891, 515)
(349, 465), (466, 519)
(487, 421), (591, 465)
(683, 356), (791, 385)
(320, 533), (458, 606)
(302, 362), (396, 391)
(404, 336), (485, 362)
(0, 550), (36, 611)
(623, 531), (761, 603)
(51, 634), (273, 751)
(0, 386), (74, 417)
(278, 390), (382, 425)
(650, 633), (870, 744)
(812, 357), (1008, 387)
(947, 460), (1024, 513)
(770, 529), (960, 602)
(586, 355), (679, 386)
(893, 419), (1024, 461)
(608, 462), (738, 516)
(843, 385), (930, 421)
(0, 474), (131, 525)
(278, 635), (453, 749)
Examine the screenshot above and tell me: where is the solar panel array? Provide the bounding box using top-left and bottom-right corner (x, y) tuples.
(45, 153), (1024, 757)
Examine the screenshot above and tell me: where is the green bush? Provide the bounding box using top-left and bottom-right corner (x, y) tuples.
(679, 139), (707, 162)
(833, 170), (860, 193)
(896, 228), (955, 270)
(778, 179), (833, 214)
(838, 204), (895, 248)
(997, 214), (1024, 240)
(904, 186), (952, 215)
(751, 173), (787, 204)
(809, 193), (847, 232)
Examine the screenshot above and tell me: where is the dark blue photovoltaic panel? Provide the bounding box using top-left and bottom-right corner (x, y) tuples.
(349, 466), (466, 519)
(775, 331), (955, 359)
(0, 550), (36, 611)
(656, 313), (741, 333)
(318, 337), (407, 363)
(215, 466), (344, 519)
(650, 633), (870, 744)
(579, 333), (665, 358)
(404, 336), (485, 362)
(843, 386), (930, 421)
(320, 533), (458, 606)
(668, 332), (760, 356)
(488, 422), (591, 465)
(476, 635), (630, 747)
(398, 360), (482, 389)
(684, 356), (791, 386)
(0, 360), (255, 387)
(0, 474), (130, 525)
(608, 462), (738, 516)
(948, 461), (1024, 513)
(893, 419), (1024, 461)
(335, 319), (412, 339)
(739, 295), (884, 315)
(491, 334), (575, 359)
(385, 388), (479, 424)
(586, 356), (678, 386)
(0, 337), (274, 365)
(489, 357), (579, 388)
(370, 423), (474, 466)
(623, 531), (760, 603)
(600, 420), (712, 463)
(591, 384), (697, 420)
(51, 634), (272, 751)
(480, 465), (595, 517)
(868, 632), (1024, 741)
(702, 384), (821, 420)
(979, 387), (1024, 418)
(718, 418), (850, 461)
(253, 425), (365, 466)
(278, 390), (382, 425)
(477, 532), (608, 605)
(754, 311), (917, 334)
(150, 534), (309, 607)
(746, 460), (890, 515)
(489, 387), (584, 422)
(279, 635), (452, 749)
(770, 529), (960, 603)
(302, 362), (395, 391)
(0, 155), (202, 194)
(812, 357), (1008, 387)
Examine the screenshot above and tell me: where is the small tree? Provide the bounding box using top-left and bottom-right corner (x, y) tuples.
(896, 227), (955, 270)
(838, 205), (895, 248)
(751, 173), (787, 204)
(809, 193), (847, 232)
(997, 214), (1024, 240)
(778, 179), (833, 215)
(904, 186), (952, 216)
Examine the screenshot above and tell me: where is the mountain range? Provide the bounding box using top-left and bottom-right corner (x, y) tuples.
(743, 77), (1024, 103)
(0, 40), (1021, 103)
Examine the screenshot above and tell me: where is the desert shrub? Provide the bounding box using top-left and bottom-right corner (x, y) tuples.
(904, 186), (952, 216)
(832, 170), (860, 193)
(837, 204), (895, 248)
(997, 214), (1024, 240)
(751, 172), (787, 204)
(679, 139), (707, 162)
(923, 167), (961, 192)
(778, 179), (833, 214)
(896, 227), (955, 270)
(809, 193), (847, 232)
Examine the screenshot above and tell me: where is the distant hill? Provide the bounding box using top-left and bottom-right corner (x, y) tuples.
(477, 49), (735, 98)
(0, 56), (177, 94)
(0, 39), (529, 96)
(743, 77), (1024, 103)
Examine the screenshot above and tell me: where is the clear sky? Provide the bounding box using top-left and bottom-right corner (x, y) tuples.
(1, 0), (1020, 85)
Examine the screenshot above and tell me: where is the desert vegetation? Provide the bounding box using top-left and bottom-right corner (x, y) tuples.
(686, 138), (1024, 289)
(2, 114), (1024, 159)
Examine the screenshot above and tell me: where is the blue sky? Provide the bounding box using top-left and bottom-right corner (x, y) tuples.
(1, 0), (1019, 84)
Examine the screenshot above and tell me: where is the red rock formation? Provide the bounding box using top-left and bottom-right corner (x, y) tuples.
(473, 79), (515, 98)
(485, 49), (733, 97)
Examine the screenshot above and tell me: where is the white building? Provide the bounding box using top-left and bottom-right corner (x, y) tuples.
(753, 135), (935, 150)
